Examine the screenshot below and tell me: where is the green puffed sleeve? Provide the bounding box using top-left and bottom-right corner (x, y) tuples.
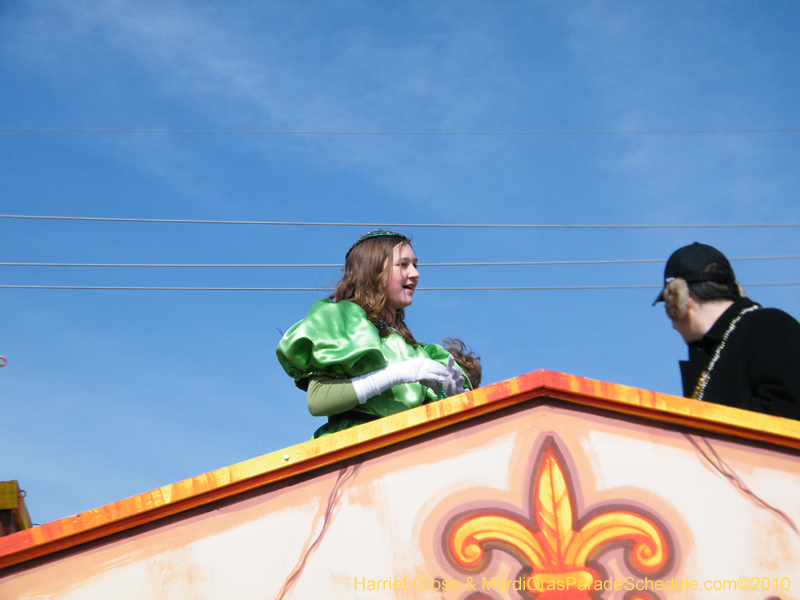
(276, 299), (390, 388)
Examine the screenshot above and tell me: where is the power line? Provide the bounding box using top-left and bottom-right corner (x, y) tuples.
(1, 215), (799, 228)
(1, 283), (798, 291)
(0, 262), (343, 268)
(1, 256), (798, 268)
(2, 127), (799, 135)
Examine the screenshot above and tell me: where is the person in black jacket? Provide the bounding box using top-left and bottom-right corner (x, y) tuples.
(653, 242), (800, 420)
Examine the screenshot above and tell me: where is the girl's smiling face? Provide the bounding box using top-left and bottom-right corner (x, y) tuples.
(385, 243), (419, 311)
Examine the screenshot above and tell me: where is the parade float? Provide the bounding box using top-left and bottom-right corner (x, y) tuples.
(1, 370), (799, 599)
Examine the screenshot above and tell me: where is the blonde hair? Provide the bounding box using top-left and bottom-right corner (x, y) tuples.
(332, 233), (417, 344)
(663, 278), (690, 321)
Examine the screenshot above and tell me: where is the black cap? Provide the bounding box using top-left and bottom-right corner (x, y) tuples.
(653, 242), (735, 305)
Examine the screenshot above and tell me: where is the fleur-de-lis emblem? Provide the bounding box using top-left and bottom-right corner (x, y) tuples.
(445, 439), (670, 599)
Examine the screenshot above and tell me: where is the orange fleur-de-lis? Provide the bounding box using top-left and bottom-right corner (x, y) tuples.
(446, 440), (671, 599)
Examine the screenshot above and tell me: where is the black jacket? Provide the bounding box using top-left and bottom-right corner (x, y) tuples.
(680, 297), (800, 420)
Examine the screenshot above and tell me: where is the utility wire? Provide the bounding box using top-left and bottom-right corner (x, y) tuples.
(1, 283), (798, 291)
(2, 127), (799, 135)
(1, 215), (799, 228)
(1, 256), (799, 268)
(0, 262), (344, 268)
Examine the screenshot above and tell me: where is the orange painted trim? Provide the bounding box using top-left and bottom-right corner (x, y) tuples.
(2, 369), (799, 570)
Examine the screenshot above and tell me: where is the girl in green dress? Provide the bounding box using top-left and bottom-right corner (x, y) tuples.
(277, 231), (470, 438)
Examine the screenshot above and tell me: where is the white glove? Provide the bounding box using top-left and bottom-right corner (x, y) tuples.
(351, 357), (450, 404)
(440, 355), (467, 397)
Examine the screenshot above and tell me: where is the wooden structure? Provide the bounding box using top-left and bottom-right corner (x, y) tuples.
(1, 370), (799, 599)
(0, 482), (31, 537)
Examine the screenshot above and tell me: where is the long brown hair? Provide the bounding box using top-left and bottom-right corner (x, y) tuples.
(332, 232), (418, 344)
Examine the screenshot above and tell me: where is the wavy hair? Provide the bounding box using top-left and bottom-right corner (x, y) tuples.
(332, 233), (417, 344)
(442, 338), (482, 388)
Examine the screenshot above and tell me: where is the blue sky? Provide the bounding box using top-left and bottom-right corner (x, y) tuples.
(1, 1), (799, 525)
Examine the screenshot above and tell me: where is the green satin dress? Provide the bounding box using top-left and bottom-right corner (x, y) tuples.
(276, 299), (470, 437)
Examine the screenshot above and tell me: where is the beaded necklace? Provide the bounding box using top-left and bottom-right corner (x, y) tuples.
(691, 305), (760, 401)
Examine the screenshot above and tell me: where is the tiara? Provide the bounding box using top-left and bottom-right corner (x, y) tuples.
(345, 230), (408, 258)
